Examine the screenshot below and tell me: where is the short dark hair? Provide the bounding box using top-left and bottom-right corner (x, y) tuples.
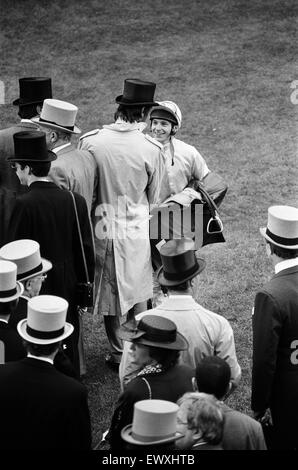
(267, 241), (298, 260)
(0, 298), (18, 315)
(195, 356), (231, 399)
(114, 104), (151, 123)
(19, 161), (51, 177)
(24, 340), (61, 356)
(147, 346), (180, 370)
(18, 103), (41, 119)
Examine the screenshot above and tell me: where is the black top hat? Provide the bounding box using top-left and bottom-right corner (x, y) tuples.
(8, 131), (56, 163)
(13, 77), (52, 107)
(118, 315), (188, 351)
(157, 238), (206, 287)
(115, 79), (158, 106)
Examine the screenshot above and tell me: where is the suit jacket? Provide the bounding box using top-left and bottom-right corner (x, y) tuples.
(0, 320), (26, 363)
(252, 265), (298, 448)
(0, 187), (16, 246)
(48, 144), (98, 214)
(110, 364), (194, 449)
(8, 296), (28, 329)
(0, 120), (38, 192)
(8, 182), (95, 371)
(0, 357), (91, 449)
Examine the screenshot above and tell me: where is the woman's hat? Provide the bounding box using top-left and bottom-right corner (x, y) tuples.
(260, 205), (298, 249)
(150, 100), (182, 128)
(7, 131), (57, 163)
(0, 239), (52, 282)
(118, 314), (188, 351)
(13, 77), (52, 107)
(115, 79), (158, 106)
(17, 295), (73, 345)
(121, 399), (183, 446)
(32, 99), (81, 134)
(0, 260), (24, 303)
(157, 238), (206, 287)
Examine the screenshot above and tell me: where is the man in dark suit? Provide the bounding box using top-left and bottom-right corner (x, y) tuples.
(0, 260), (26, 363)
(0, 294), (92, 450)
(0, 77), (52, 193)
(252, 205), (298, 450)
(7, 131), (95, 375)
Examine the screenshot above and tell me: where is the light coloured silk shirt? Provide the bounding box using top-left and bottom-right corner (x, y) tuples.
(158, 137), (210, 202)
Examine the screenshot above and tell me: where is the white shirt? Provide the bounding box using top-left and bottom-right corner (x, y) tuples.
(53, 142), (72, 154)
(275, 257), (298, 274)
(27, 353), (54, 365)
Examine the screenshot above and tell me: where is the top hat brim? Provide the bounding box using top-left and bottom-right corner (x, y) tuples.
(0, 281), (24, 303)
(7, 149), (57, 163)
(32, 117), (81, 135)
(157, 256), (206, 288)
(13, 98), (47, 107)
(121, 425), (183, 446)
(18, 258), (52, 282)
(260, 227), (298, 249)
(115, 95), (158, 107)
(117, 323), (189, 351)
(17, 318), (74, 345)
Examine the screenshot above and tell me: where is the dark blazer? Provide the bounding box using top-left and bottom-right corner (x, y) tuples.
(252, 265), (298, 449)
(8, 296), (28, 329)
(0, 187), (16, 246)
(0, 357), (91, 449)
(0, 320), (26, 363)
(110, 364), (194, 449)
(8, 181), (95, 371)
(0, 121), (38, 193)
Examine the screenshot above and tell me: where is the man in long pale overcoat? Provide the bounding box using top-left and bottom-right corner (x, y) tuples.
(79, 79), (164, 365)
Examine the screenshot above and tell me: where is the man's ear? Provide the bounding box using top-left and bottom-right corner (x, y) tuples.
(192, 376), (198, 391)
(25, 278), (33, 293)
(36, 104), (42, 115)
(171, 125), (178, 135)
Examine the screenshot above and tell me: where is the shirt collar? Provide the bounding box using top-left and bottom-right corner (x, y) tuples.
(20, 118), (36, 124)
(0, 318), (8, 324)
(159, 294), (197, 310)
(275, 257), (298, 274)
(27, 353), (54, 365)
(52, 142), (72, 154)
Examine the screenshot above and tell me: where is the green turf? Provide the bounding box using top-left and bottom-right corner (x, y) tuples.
(1, 0), (297, 448)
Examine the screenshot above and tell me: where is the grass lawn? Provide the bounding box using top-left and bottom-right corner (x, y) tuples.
(1, 0), (297, 449)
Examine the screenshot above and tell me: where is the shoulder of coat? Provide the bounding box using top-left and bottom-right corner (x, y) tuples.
(79, 129), (100, 140)
(144, 134), (163, 149)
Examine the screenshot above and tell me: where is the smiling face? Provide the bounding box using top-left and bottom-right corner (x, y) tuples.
(150, 118), (174, 144)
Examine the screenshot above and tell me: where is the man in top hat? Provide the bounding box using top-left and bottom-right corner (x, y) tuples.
(0, 295), (92, 450)
(119, 238), (241, 390)
(33, 99), (97, 215)
(0, 239), (76, 378)
(0, 260), (25, 363)
(0, 77), (52, 246)
(7, 131), (95, 376)
(0, 77), (52, 193)
(78, 78), (165, 365)
(252, 205), (298, 450)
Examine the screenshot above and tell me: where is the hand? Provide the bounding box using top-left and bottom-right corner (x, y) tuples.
(253, 408), (273, 426)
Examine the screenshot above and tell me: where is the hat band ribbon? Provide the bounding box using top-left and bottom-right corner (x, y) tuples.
(131, 431), (175, 443)
(138, 328), (176, 343)
(164, 262), (198, 281)
(17, 262), (43, 280)
(0, 287), (17, 298)
(266, 228), (298, 246)
(39, 117), (74, 131)
(26, 325), (65, 339)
